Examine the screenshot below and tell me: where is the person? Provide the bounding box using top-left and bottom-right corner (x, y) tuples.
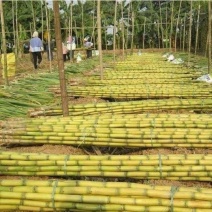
(29, 31), (43, 70)
(62, 42), (68, 62)
(83, 36), (93, 58)
(66, 35), (76, 61)
(45, 39), (54, 61)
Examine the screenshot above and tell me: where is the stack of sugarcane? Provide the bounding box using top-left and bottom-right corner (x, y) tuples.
(0, 73), (60, 120)
(0, 151), (211, 181)
(84, 78), (196, 85)
(91, 72), (200, 79)
(0, 178), (212, 211)
(1, 113), (212, 148)
(63, 83), (211, 99)
(28, 98), (212, 117)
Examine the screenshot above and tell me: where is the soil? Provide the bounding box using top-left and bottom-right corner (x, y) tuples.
(0, 50), (212, 212)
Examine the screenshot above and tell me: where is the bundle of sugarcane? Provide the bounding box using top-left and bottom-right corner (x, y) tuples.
(113, 66), (190, 71)
(0, 178), (212, 211)
(1, 113), (212, 148)
(93, 72), (200, 79)
(62, 84), (212, 99)
(0, 151), (211, 181)
(28, 98), (212, 117)
(84, 78), (196, 85)
(0, 73), (60, 120)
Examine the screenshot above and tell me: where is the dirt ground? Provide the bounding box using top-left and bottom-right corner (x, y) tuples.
(0, 50), (212, 212)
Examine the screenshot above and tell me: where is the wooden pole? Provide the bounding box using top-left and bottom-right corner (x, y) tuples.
(31, 0), (36, 31)
(45, 2), (52, 71)
(121, 1), (125, 60)
(183, 14), (186, 52)
(208, 1), (211, 74)
(12, 0), (17, 74)
(97, 0), (103, 80)
(194, 3), (201, 55)
(143, 17), (146, 49)
(113, 0), (117, 64)
(0, 0), (9, 86)
(187, 0), (193, 66)
(169, 0), (174, 52)
(15, 0), (20, 58)
(165, 4), (168, 49)
(159, 1), (164, 48)
(131, 9), (135, 54)
(81, 3), (84, 43)
(179, 18), (182, 51)
(53, 1), (69, 117)
(41, 0), (43, 40)
(174, 0), (182, 52)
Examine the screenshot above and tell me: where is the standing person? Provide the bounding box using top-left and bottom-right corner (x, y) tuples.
(83, 36), (93, 59)
(66, 35), (76, 61)
(29, 31), (43, 70)
(62, 42), (68, 62)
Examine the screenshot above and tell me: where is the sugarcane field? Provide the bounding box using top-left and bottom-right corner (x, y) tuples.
(0, 0), (212, 212)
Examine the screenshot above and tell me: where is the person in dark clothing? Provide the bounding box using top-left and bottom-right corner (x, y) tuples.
(29, 31), (43, 70)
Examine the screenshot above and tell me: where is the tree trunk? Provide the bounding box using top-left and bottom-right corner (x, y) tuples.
(53, 1), (69, 117)
(0, 0), (9, 86)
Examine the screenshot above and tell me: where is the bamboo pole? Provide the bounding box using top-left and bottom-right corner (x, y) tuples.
(187, 0), (193, 66)
(179, 18), (182, 51)
(0, 0), (9, 86)
(121, 0), (125, 60)
(81, 2), (84, 44)
(208, 0), (211, 74)
(174, 0), (182, 52)
(130, 2), (134, 54)
(157, 20), (160, 49)
(113, 0), (117, 65)
(143, 17), (146, 49)
(12, 0), (17, 75)
(165, 4), (168, 49)
(97, 0), (103, 80)
(41, 0), (43, 42)
(195, 3), (201, 54)
(159, 1), (164, 48)
(45, 1), (52, 71)
(53, 0), (69, 117)
(183, 14), (186, 52)
(169, 0), (174, 52)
